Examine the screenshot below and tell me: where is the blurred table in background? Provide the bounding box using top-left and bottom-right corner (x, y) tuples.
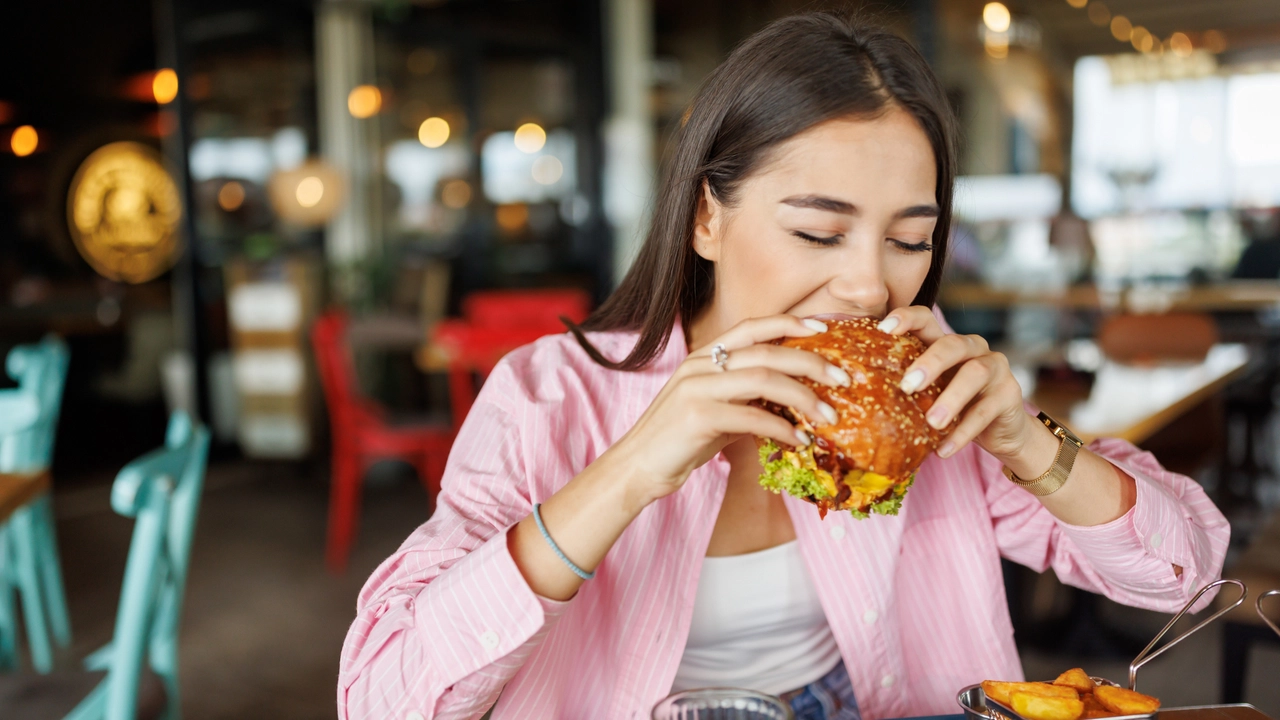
(941, 281), (1280, 313)
(1033, 344), (1250, 445)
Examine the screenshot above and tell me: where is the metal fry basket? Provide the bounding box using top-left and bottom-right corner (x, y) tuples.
(1257, 589), (1280, 639)
(957, 579), (1273, 720)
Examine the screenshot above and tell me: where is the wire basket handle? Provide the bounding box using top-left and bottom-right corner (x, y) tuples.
(1128, 578), (1247, 690)
(1258, 589), (1280, 639)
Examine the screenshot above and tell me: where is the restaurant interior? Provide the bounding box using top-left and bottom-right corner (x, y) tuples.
(3, 0), (1280, 717)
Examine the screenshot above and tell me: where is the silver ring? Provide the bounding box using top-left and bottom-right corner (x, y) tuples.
(710, 343), (730, 371)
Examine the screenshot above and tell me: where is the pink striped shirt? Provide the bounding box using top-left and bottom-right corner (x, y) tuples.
(337, 318), (1229, 720)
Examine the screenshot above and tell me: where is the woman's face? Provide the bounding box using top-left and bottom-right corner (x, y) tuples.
(692, 105), (939, 339)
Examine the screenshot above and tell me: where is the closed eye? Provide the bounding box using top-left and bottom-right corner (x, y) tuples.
(890, 238), (933, 253)
(793, 230), (841, 246)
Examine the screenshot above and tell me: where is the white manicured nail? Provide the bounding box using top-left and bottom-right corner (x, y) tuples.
(877, 316), (900, 333)
(900, 369), (925, 393)
(802, 319), (828, 332)
(794, 429), (811, 446)
(817, 401), (838, 425)
(827, 365), (851, 386)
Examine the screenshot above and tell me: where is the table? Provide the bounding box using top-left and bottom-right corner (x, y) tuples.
(1032, 344), (1250, 445)
(940, 281), (1280, 313)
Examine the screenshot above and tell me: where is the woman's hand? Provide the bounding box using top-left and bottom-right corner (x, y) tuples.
(877, 306), (1033, 462)
(611, 314), (853, 505)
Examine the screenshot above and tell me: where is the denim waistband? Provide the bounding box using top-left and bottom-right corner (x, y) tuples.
(778, 661), (862, 720)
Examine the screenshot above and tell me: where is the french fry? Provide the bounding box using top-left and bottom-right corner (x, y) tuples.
(1094, 686), (1160, 715)
(1081, 694), (1118, 719)
(1011, 691), (1085, 720)
(1052, 668), (1096, 693)
(983, 681), (1016, 706)
(983, 681), (1079, 706)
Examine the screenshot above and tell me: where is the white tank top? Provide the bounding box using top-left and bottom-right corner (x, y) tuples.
(671, 540), (842, 696)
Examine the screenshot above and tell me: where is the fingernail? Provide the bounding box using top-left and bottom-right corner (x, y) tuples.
(877, 316), (900, 333)
(826, 365), (851, 386)
(802, 319), (828, 333)
(937, 441), (955, 458)
(927, 404), (949, 429)
(900, 369), (925, 393)
(817, 401), (838, 426)
(794, 429), (812, 446)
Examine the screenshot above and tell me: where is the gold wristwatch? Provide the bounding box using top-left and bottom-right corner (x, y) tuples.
(1002, 411), (1084, 497)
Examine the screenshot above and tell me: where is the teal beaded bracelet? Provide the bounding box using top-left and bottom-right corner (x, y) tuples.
(532, 503), (595, 580)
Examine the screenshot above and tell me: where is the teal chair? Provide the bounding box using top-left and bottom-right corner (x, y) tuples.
(0, 335), (72, 672)
(0, 412), (210, 720)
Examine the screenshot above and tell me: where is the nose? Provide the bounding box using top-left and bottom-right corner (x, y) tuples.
(826, 246), (890, 311)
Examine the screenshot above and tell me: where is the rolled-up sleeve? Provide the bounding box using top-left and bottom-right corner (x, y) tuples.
(984, 435), (1230, 614)
(337, 356), (571, 720)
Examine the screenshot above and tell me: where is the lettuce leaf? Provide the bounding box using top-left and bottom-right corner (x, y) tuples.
(866, 473), (915, 517)
(757, 440), (831, 501)
(757, 440), (916, 520)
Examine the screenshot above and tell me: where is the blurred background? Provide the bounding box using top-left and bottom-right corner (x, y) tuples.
(2, 0), (1280, 717)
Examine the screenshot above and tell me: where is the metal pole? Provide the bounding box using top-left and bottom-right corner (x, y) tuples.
(154, 0), (210, 423)
(603, 0), (655, 284)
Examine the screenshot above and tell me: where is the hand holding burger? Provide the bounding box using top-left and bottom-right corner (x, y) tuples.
(756, 305), (1045, 519)
(756, 316), (954, 518)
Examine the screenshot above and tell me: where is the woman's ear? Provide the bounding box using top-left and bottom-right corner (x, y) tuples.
(692, 181), (723, 263)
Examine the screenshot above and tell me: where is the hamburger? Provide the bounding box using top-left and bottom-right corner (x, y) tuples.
(756, 316), (950, 519)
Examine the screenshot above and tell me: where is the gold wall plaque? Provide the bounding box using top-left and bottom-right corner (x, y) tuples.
(67, 141), (182, 283)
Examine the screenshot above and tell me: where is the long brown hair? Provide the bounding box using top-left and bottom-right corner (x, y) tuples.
(570, 13), (958, 370)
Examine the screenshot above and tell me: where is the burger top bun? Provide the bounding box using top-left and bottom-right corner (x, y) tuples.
(777, 316), (947, 482)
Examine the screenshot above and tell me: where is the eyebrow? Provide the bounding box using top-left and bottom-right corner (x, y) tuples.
(781, 195), (856, 214)
(780, 195), (940, 220)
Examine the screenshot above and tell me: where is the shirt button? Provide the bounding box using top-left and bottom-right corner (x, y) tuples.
(829, 525), (846, 540)
(1149, 532), (1163, 549)
(406, 713), (425, 720)
(479, 630), (500, 651)
(881, 673), (896, 688)
(863, 609), (879, 624)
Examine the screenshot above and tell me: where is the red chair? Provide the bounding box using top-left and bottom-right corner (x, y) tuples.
(435, 289), (593, 426)
(312, 311), (454, 573)
(461, 289), (591, 329)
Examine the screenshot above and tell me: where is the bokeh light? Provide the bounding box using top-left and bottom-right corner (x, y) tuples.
(513, 123), (547, 153)
(531, 156), (564, 185)
(1110, 15), (1132, 42)
(1066, 0), (1087, 8)
(296, 176), (325, 208)
(441, 179), (472, 209)
(153, 69), (179, 104)
(218, 181), (245, 211)
(1169, 32), (1193, 57)
(495, 203), (529, 232)
(1087, 2), (1110, 26)
(1130, 26), (1154, 53)
(982, 3), (1011, 33)
(418, 117), (450, 148)
(347, 85), (382, 119)
(11, 126), (38, 157)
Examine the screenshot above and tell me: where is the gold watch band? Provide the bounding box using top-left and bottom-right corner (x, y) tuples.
(1002, 412), (1084, 497)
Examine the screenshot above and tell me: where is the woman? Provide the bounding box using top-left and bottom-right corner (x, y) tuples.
(339, 14), (1228, 720)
